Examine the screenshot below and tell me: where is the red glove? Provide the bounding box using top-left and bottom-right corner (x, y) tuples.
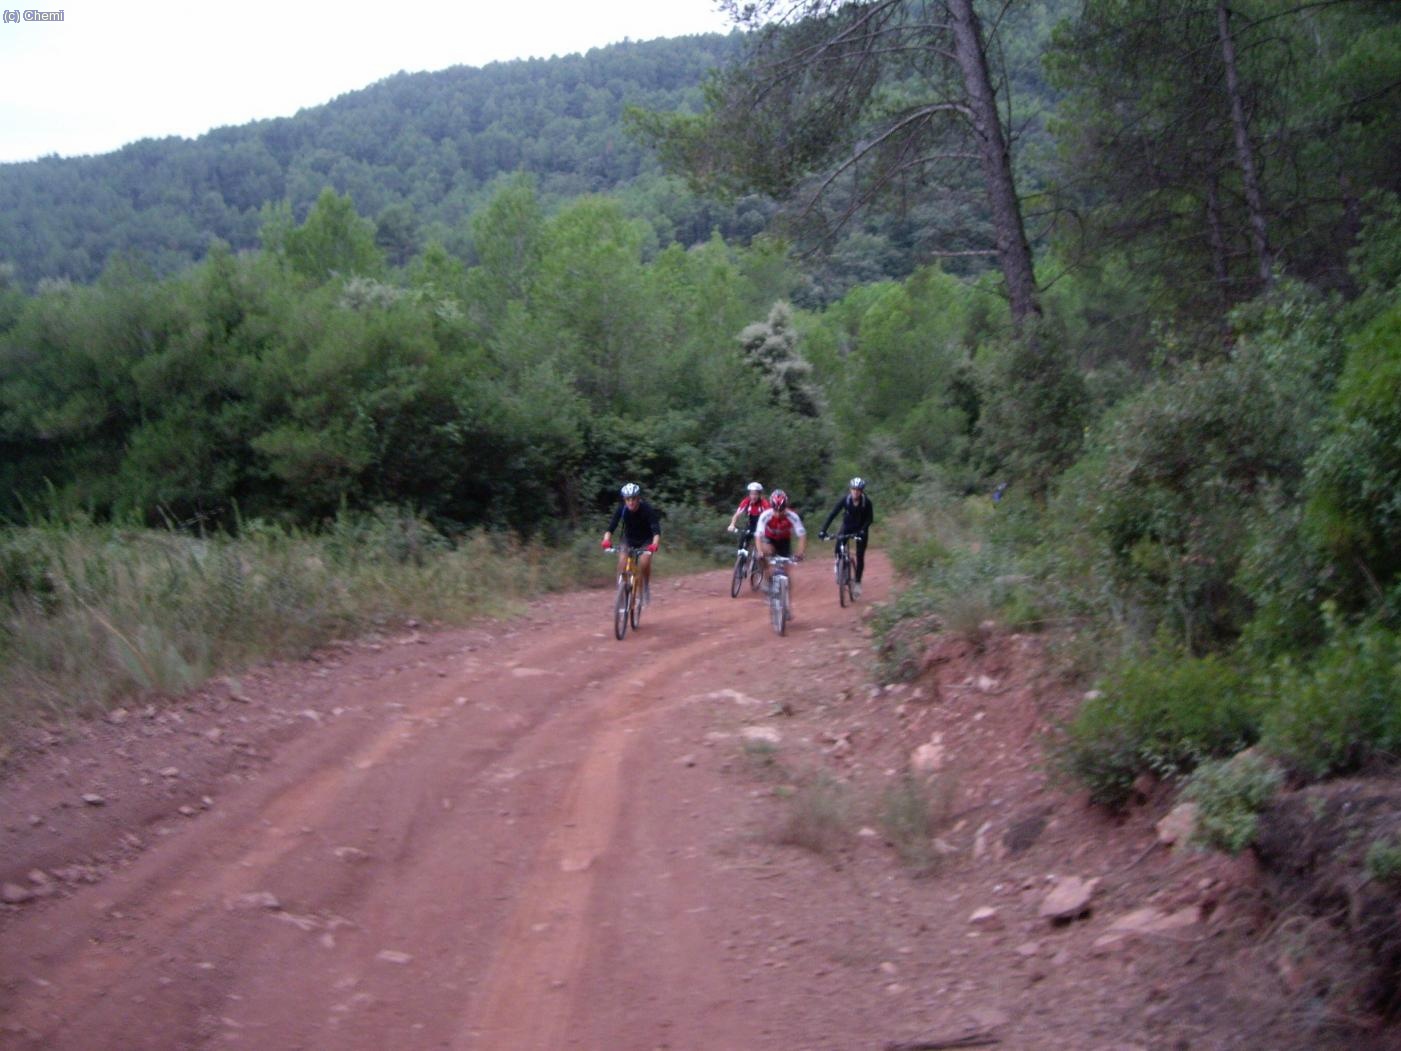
(601, 540), (612, 550)
(647, 542), (659, 552)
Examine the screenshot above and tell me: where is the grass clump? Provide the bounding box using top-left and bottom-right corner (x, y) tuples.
(775, 773), (852, 855)
(879, 773), (955, 875)
(0, 508), (620, 736)
(1183, 751), (1284, 854)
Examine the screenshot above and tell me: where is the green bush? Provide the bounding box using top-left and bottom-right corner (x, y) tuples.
(1366, 836), (1401, 886)
(1183, 751), (1283, 855)
(1054, 650), (1260, 808)
(1304, 293), (1401, 599)
(1260, 619), (1401, 779)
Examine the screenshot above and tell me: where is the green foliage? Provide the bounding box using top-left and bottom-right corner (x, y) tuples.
(1062, 291), (1336, 652)
(1260, 619), (1401, 780)
(1054, 651), (1259, 808)
(267, 189), (384, 282)
(1183, 751), (1283, 855)
(1366, 837), (1401, 886)
(0, 35), (758, 287)
(973, 321), (1087, 500)
(1305, 293), (1401, 597)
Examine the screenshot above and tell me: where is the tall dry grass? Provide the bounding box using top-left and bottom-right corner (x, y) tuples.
(0, 510), (617, 734)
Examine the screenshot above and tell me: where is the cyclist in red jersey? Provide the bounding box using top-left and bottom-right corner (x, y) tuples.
(755, 489), (807, 614)
(727, 481), (770, 536)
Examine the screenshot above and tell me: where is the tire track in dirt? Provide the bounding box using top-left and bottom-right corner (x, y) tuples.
(1, 570), (810, 1049)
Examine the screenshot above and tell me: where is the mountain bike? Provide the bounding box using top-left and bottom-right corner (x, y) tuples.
(729, 528), (763, 598)
(608, 545), (647, 640)
(766, 555), (796, 635)
(821, 531), (857, 607)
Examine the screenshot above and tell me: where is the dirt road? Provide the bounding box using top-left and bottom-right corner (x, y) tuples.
(1, 550), (1357, 1050)
(1, 553), (927, 1050)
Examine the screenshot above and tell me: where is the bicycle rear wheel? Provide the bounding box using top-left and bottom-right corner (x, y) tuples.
(731, 551), (747, 598)
(614, 578), (630, 640)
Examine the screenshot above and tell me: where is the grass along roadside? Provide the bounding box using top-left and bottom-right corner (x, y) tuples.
(0, 511), (714, 742)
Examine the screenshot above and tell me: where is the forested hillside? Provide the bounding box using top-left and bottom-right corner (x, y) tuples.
(0, 33), (760, 285)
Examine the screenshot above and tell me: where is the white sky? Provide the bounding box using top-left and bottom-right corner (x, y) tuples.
(0, 1), (735, 164)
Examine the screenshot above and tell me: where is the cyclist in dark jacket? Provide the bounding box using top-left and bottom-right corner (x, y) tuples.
(602, 482), (661, 603)
(819, 476), (874, 598)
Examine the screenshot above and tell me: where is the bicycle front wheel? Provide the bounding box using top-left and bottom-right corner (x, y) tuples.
(614, 579), (630, 640)
(770, 576), (788, 636)
(838, 553), (851, 608)
(630, 577), (644, 629)
(731, 552), (747, 598)
(750, 555), (766, 591)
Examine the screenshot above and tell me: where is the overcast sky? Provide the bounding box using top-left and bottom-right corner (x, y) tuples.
(0, 1), (734, 164)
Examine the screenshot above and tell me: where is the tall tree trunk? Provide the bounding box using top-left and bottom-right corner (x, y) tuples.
(1216, 0), (1275, 287)
(947, 0), (1041, 327)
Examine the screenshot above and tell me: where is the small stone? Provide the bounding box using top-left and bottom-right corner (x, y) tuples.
(232, 891), (281, 910)
(160, 767), (180, 779)
(28, 869), (50, 885)
(81, 794), (105, 807)
(1039, 875), (1098, 921)
(1157, 802), (1199, 846)
(178, 805), (198, 817)
(969, 906), (1002, 928)
(1015, 941), (1041, 958)
(679, 754), (697, 767)
(2, 882), (33, 904)
(376, 950), (412, 965)
(107, 708), (129, 725)
(879, 961), (899, 975)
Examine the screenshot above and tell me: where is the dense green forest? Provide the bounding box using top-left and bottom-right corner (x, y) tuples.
(0, 34), (769, 286)
(3, 0), (1401, 910)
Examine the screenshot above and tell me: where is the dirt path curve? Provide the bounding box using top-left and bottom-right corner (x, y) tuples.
(1, 552), (901, 1050)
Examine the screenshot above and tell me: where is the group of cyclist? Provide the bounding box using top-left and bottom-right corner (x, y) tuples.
(602, 476), (873, 618)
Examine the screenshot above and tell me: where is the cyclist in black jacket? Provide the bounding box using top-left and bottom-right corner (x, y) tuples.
(602, 482), (661, 604)
(819, 476), (874, 598)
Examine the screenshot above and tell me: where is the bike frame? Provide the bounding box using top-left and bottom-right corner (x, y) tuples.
(610, 545), (647, 640)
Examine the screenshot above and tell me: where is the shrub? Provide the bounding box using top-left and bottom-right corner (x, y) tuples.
(879, 773), (955, 875)
(1183, 751), (1284, 854)
(776, 773), (852, 854)
(1366, 836), (1401, 886)
(1304, 294), (1401, 600)
(1054, 650), (1260, 808)
(1260, 619), (1401, 779)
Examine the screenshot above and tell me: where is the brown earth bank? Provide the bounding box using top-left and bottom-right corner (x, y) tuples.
(1, 550), (1397, 1050)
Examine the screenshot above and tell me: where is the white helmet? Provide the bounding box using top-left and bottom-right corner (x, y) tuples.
(746, 481), (763, 493)
(620, 482), (641, 498)
(849, 476), (866, 490)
